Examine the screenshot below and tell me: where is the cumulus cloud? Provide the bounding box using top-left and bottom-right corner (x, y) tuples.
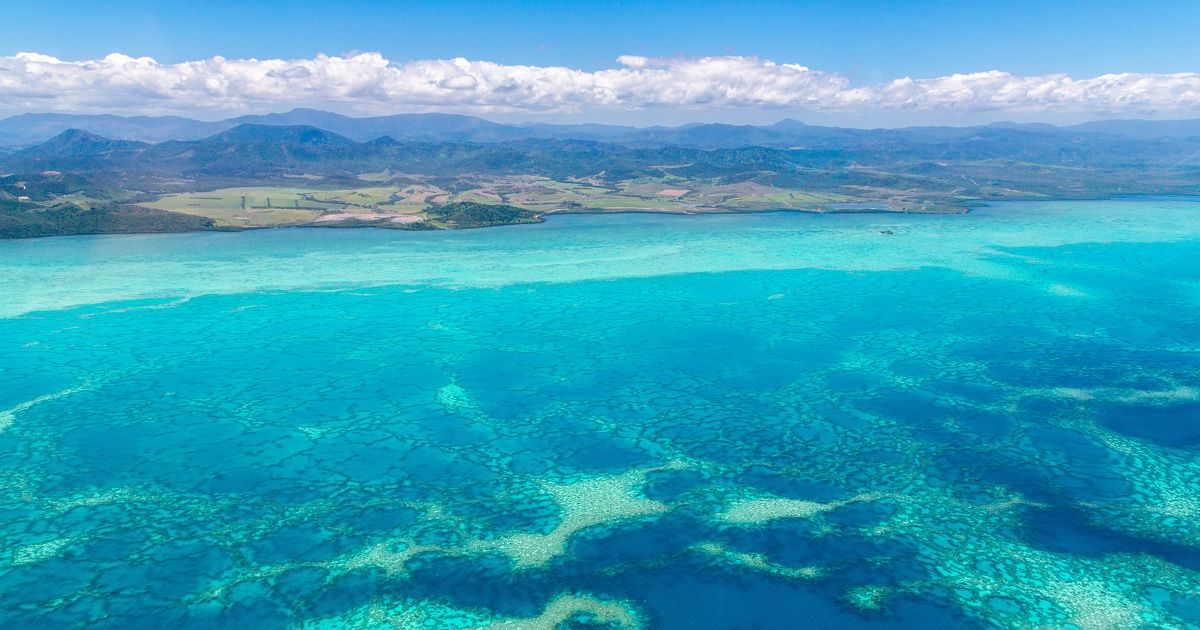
(0, 51), (1197, 116)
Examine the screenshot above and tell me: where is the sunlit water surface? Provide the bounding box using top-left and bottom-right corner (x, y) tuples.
(2, 200), (1200, 629)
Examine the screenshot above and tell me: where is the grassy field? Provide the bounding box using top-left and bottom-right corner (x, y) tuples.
(143, 186), (431, 227)
(144, 187), (331, 226)
(443, 176), (857, 214)
(142, 177), (888, 228)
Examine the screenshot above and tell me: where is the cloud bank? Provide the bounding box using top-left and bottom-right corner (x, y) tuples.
(2, 52), (1198, 116)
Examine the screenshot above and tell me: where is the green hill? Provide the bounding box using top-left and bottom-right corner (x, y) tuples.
(0, 201), (214, 239)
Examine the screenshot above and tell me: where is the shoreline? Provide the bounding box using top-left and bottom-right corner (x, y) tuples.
(4, 193), (1200, 241)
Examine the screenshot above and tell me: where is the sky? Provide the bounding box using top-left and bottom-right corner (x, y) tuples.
(1, 0), (1199, 126)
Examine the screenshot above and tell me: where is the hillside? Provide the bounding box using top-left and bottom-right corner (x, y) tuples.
(0, 199), (215, 238)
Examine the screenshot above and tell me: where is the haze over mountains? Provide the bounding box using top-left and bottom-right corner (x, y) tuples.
(3, 109), (1200, 149)
(7, 119), (1200, 186)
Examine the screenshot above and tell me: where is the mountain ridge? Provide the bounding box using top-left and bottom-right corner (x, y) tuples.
(4, 109), (1200, 148)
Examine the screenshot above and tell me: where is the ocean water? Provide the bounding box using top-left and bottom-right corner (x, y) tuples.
(1, 199), (1199, 629)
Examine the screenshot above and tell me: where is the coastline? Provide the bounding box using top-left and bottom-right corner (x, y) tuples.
(4, 192), (1200, 241)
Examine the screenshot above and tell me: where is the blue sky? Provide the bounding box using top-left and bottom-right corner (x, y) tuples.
(2, 1), (1199, 125)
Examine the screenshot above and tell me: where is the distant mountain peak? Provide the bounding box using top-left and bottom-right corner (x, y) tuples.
(768, 119), (809, 131)
(206, 124), (356, 145)
(50, 128), (107, 142)
(366, 135), (401, 147)
(16, 128), (148, 158)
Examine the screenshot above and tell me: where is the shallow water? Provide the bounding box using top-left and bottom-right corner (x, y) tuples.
(1, 200), (1199, 628)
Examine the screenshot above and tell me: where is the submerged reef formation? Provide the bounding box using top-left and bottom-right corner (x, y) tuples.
(2, 202), (1200, 628)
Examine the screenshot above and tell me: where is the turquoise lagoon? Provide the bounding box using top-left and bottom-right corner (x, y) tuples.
(2, 199), (1200, 628)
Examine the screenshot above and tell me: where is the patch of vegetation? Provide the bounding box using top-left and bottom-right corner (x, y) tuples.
(391, 220), (437, 231)
(424, 201), (540, 228)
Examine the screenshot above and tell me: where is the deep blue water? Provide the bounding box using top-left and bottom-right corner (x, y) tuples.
(2, 200), (1200, 628)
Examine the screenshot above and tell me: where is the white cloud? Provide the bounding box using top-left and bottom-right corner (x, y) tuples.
(0, 52), (1197, 116)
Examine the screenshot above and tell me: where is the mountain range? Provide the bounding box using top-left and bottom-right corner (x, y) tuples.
(3, 109), (1200, 149)
(7, 121), (1200, 187)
